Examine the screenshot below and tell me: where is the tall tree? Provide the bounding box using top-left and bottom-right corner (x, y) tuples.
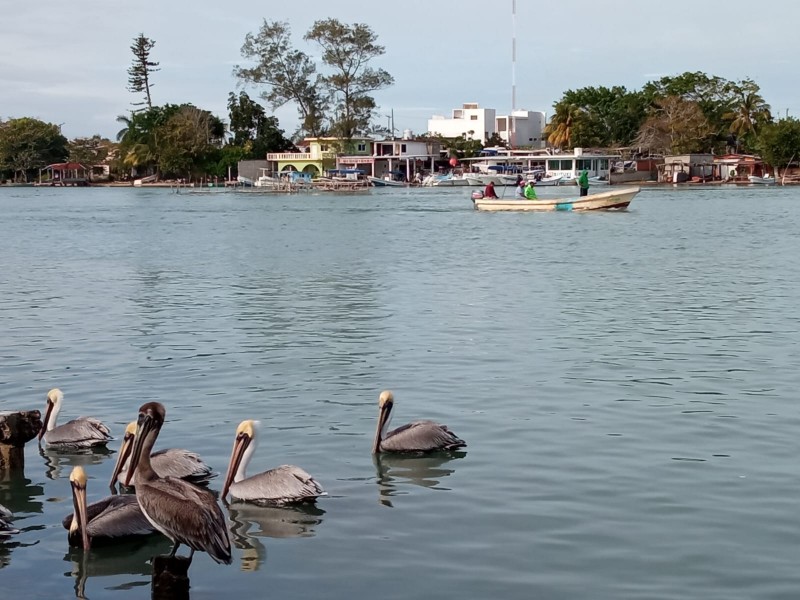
(127, 34), (160, 109)
(68, 135), (112, 165)
(234, 20), (328, 138)
(0, 118), (68, 182)
(305, 19), (394, 141)
(227, 91), (295, 158)
(634, 96), (712, 154)
(158, 105), (226, 178)
(724, 86), (772, 152)
(545, 102), (582, 149)
(756, 118), (800, 172)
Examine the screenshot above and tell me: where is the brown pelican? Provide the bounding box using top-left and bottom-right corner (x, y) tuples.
(372, 390), (466, 454)
(221, 420), (325, 506)
(62, 466), (156, 549)
(109, 421), (215, 489)
(38, 388), (112, 448)
(124, 402), (231, 565)
(0, 503), (19, 537)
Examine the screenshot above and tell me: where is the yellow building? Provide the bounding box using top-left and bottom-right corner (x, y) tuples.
(267, 137), (372, 178)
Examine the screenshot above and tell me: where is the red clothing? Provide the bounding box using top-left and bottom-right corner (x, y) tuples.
(484, 183), (498, 198)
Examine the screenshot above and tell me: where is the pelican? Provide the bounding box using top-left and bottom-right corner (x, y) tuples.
(0, 503), (19, 537)
(221, 420), (325, 506)
(109, 421), (215, 489)
(38, 388), (112, 448)
(62, 466), (156, 549)
(372, 390), (466, 454)
(124, 402), (231, 565)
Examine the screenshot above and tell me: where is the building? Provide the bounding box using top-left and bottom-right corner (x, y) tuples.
(266, 137), (373, 178)
(427, 103), (545, 148)
(338, 136), (442, 182)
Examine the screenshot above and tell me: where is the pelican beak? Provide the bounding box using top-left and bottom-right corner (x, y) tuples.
(38, 400), (54, 442)
(109, 431), (135, 491)
(70, 479), (91, 551)
(221, 431), (251, 499)
(373, 403), (391, 454)
(123, 412), (155, 487)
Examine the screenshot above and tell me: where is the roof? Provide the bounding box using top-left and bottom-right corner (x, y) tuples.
(45, 162), (88, 170)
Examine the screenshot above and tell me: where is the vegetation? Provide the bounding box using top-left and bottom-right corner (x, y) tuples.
(127, 34), (160, 109)
(235, 19), (393, 142)
(227, 91), (295, 159)
(0, 118), (68, 182)
(756, 118), (800, 171)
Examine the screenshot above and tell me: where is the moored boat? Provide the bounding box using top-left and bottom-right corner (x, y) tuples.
(748, 175), (775, 185)
(472, 186), (640, 212)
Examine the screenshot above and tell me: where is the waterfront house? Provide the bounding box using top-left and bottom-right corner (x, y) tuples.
(337, 136), (442, 182)
(427, 102), (545, 148)
(266, 137), (372, 178)
(38, 163), (90, 186)
(661, 154), (713, 182)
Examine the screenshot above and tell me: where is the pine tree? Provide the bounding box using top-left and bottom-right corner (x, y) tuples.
(127, 34), (159, 109)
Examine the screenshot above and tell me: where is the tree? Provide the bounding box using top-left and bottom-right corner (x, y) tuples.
(634, 96), (712, 154)
(234, 20), (328, 138)
(724, 86), (772, 152)
(127, 34), (160, 109)
(68, 135), (112, 165)
(545, 102), (582, 149)
(158, 105), (226, 178)
(227, 91), (295, 158)
(305, 19), (394, 141)
(116, 105), (182, 176)
(0, 118), (68, 182)
(756, 118), (800, 172)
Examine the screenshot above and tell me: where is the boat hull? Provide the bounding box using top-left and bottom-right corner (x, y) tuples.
(748, 176), (775, 185)
(472, 187), (640, 212)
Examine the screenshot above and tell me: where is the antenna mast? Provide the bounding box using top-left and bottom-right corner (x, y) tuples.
(511, 0), (517, 149)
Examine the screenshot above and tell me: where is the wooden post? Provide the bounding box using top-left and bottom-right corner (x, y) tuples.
(0, 410), (41, 474)
(151, 555), (191, 600)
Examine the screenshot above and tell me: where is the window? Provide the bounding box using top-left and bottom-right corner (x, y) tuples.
(401, 144), (407, 153)
(357, 143), (366, 152)
(470, 115), (478, 120)
(548, 159), (573, 170)
(577, 159), (593, 170)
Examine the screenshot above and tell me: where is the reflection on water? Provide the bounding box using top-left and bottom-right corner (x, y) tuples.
(63, 536), (172, 599)
(40, 446), (115, 481)
(373, 452), (467, 508)
(227, 502), (326, 572)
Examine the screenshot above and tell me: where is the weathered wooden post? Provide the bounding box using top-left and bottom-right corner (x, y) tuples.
(151, 554), (191, 600)
(0, 410), (42, 473)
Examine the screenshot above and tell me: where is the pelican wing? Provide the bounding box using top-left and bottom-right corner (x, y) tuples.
(137, 477), (231, 564)
(230, 465), (325, 505)
(381, 420), (466, 453)
(62, 495), (154, 538)
(46, 417), (111, 447)
(0, 504), (17, 537)
(152, 448), (215, 484)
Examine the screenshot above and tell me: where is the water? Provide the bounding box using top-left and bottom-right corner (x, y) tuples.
(1, 184), (799, 599)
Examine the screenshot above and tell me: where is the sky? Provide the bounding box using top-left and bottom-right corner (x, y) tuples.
(1, 0), (798, 141)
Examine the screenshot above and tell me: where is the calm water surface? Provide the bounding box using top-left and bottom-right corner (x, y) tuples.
(1, 184), (799, 599)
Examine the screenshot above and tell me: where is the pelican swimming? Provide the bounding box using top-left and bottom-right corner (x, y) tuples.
(124, 402), (231, 565)
(372, 390), (466, 454)
(38, 388), (112, 448)
(62, 466), (156, 549)
(109, 421), (215, 489)
(221, 420), (325, 506)
(0, 503), (19, 537)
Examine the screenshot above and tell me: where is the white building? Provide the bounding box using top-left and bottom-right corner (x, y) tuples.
(427, 103), (545, 148)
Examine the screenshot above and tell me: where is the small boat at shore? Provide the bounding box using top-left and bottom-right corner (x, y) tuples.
(748, 175), (775, 185)
(472, 186), (640, 212)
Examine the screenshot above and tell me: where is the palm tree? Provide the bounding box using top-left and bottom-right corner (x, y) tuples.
(545, 102), (582, 149)
(725, 90), (772, 144)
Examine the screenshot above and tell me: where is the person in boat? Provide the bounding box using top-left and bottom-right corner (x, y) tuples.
(578, 169), (590, 197)
(484, 181), (498, 198)
(524, 180), (537, 200)
(516, 180), (526, 198)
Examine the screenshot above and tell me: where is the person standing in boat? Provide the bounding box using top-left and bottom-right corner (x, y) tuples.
(484, 181), (498, 198)
(524, 180), (537, 199)
(578, 169), (590, 197)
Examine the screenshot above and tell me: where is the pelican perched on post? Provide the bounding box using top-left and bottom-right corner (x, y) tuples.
(109, 421), (215, 490)
(372, 390), (466, 454)
(38, 388), (112, 448)
(63, 466), (156, 550)
(221, 420), (325, 506)
(124, 402), (231, 565)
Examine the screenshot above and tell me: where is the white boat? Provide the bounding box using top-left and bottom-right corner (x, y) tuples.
(421, 173), (470, 187)
(369, 175), (407, 187)
(464, 173), (519, 187)
(472, 186), (640, 212)
(748, 175), (775, 185)
(533, 174), (564, 187)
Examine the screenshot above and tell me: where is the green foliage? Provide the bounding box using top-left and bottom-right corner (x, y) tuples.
(68, 135), (112, 165)
(305, 19), (394, 141)
(0, 117), (68, 181)
(756, 118), (800, 168)
(227, 91), (295, 158)
(234, 20), (328, 138)
(127, 34), (160, 109)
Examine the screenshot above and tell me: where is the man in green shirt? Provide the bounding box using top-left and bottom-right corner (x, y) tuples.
(524, 181), (537, 199)
(578, 170), (590, 197)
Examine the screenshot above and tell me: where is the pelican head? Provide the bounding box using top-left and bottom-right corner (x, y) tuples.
(39, 388), (64, 440)
(123, 402), (166, 487)
(373, 390), (395, 454)
(221, 420), (260, 499)
(109, 422), (138, 490)
(69, 466), (91, 550)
